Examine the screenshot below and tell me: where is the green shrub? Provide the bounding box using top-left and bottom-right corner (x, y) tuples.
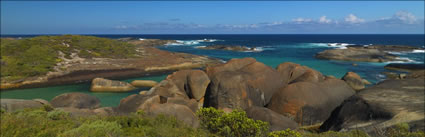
(0, 108), (5, 114)
(43, 104), (54, 112)
(268, 129), (301, 137)
(302, 130), (369, 137)
(47, 109), (70, 120)
(59, 120), (122, 137)
(197, 107), (269, 137)
(386, 123), (425, 137)
(1, 108), (74, 137)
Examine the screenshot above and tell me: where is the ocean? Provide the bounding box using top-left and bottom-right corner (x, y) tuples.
(1, 34), (424, 107)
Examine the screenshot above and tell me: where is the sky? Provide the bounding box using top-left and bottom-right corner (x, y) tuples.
(1, 1), (424, 34)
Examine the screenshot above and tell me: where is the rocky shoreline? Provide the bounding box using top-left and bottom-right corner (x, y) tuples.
(1, 37), (222, 90)
(316, 45), (424, 62)
(196, 45), (260, 52)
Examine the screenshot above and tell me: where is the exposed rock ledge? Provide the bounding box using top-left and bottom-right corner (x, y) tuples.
(196, 45), (260, 52)
(0, 40), (222, 90)
(315, 45), (424, 63)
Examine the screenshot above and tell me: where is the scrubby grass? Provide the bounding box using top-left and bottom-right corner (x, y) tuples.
(0, 35), (137, 81)
(1, 107), (423, 137)
(0, 108), (211, 137)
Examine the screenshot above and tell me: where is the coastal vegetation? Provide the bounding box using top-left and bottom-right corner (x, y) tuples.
(1, 107), (423, 137)
(0, 35), (137, 81)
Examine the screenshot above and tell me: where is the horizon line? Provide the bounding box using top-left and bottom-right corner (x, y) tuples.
(2, 33), (425, 36)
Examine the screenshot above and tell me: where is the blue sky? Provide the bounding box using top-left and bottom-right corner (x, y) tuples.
(1, 1), (424, 34)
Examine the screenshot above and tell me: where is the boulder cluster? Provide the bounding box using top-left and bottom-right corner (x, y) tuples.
(2, 57), (423, 133)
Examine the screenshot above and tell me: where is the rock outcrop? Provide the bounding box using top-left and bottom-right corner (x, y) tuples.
(246, 106), (299, 131)
(384, 63), (425, 72)
(117, 94), (161, 114)
(196, 45), (259, 52)
(315, 45), (423, 63)
(205, 58), (286, 110)
(145, 103), (200, 128)
(165, 70), (210, 101)
(1, 37), (221, 90)
(0, 99), (44, 112)
(130, 80), (158, 88)
(341, 72), (370, 91)
(90, 78), (136, 92)
(50, 92), (101, 109)
(320, 78), (425, 133)
(268, 64), (355, 126)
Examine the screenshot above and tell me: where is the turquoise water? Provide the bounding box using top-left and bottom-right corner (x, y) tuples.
(2, 34), (423, 107)
(0, 75), (167, 107)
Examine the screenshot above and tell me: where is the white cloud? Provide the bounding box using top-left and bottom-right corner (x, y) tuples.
(345, 14), (365, 24)
(292, 18), (313, 23)
(319, 16), (332, 24)
(393, 11), (417, 24)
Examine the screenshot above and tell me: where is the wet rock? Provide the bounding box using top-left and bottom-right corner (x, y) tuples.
(384, 63), (425, 72)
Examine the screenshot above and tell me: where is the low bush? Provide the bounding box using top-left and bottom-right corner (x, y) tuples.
(197, 107), (269, 137)
(268, 129), (302, 137)
(1, 107), (424, 137)
(385, 123), (425, 137)
(58, 120), (122, 137)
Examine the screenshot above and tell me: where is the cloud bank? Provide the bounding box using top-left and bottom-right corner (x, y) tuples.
(113, 11), (424, 34)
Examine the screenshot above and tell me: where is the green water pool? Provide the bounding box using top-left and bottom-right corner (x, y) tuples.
(0, 75), (168, 107)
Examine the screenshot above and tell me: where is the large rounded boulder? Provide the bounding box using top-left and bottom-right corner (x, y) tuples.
(117, 94), (161, 113)
(145, 103), (200, 128)
(320, 78), (425, 133)
(341, 72), (368, 91)
(90, 78), (136, 92)
(276, 62), (324, 84)
(246, 106), (299, 131)
(205, 58), (285, 110)
(267, 77), (355, 126)
(51, 92), (101, 109)
(165, 69), (210, 101)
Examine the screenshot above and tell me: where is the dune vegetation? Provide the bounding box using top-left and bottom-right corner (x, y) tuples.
(0, 35), (137, 81)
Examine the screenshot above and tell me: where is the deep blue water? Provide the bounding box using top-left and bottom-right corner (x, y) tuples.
(2, 34), (424, 106)
(93, 34), (424, 83)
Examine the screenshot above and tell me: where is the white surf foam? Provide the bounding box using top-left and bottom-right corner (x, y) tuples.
(307, 43), (356, 49)
(412, 49), (425, 53)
